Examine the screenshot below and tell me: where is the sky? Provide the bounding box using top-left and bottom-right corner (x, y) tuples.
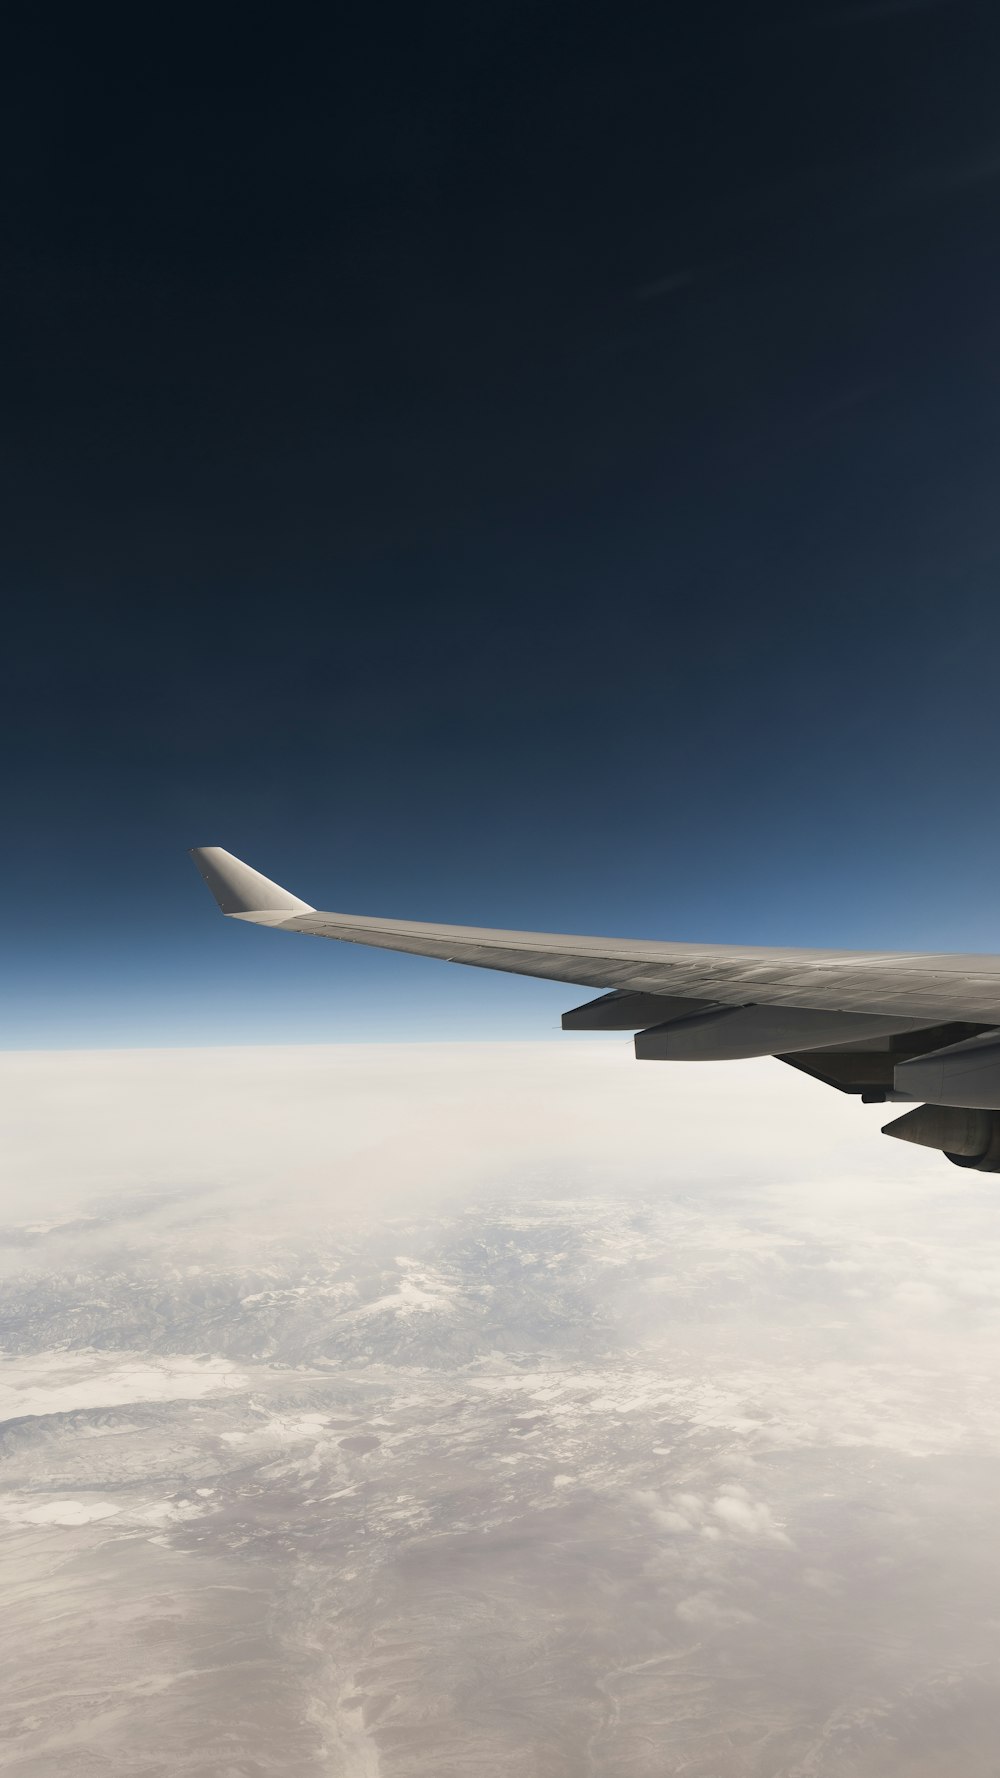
(6, 0), (1000, 1046)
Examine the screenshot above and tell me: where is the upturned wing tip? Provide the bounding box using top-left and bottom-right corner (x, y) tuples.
(189, 846), (315, 917)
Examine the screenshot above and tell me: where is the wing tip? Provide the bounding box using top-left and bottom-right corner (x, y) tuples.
(190, 846), (315, 917)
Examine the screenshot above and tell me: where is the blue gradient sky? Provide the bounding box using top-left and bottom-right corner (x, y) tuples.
(6, 2), (1000, 1048)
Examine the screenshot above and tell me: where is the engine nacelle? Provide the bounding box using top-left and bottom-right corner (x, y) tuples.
(882, 1103), (1000, 1172)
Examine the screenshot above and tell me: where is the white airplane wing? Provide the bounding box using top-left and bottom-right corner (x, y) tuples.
(190, 845), (1000, 1167)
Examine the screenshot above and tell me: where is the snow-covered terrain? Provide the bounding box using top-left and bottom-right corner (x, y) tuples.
(3, 1044), (1000, 1774)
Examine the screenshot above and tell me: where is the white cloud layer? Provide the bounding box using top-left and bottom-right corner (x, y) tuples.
(4, 1041), (1000, 1771)
(0, 1038), (929, 1230)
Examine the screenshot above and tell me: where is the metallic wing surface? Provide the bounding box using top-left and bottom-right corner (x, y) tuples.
(190, 845), (1000, 1172)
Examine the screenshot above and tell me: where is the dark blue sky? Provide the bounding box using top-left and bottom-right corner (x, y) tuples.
(6, 1), (1000, 1046)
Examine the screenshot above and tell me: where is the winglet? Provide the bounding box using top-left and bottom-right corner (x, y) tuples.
(189, 846), (315, 920)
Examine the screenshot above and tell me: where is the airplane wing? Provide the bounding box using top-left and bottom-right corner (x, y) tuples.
(190, 845), (1000, 1169)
